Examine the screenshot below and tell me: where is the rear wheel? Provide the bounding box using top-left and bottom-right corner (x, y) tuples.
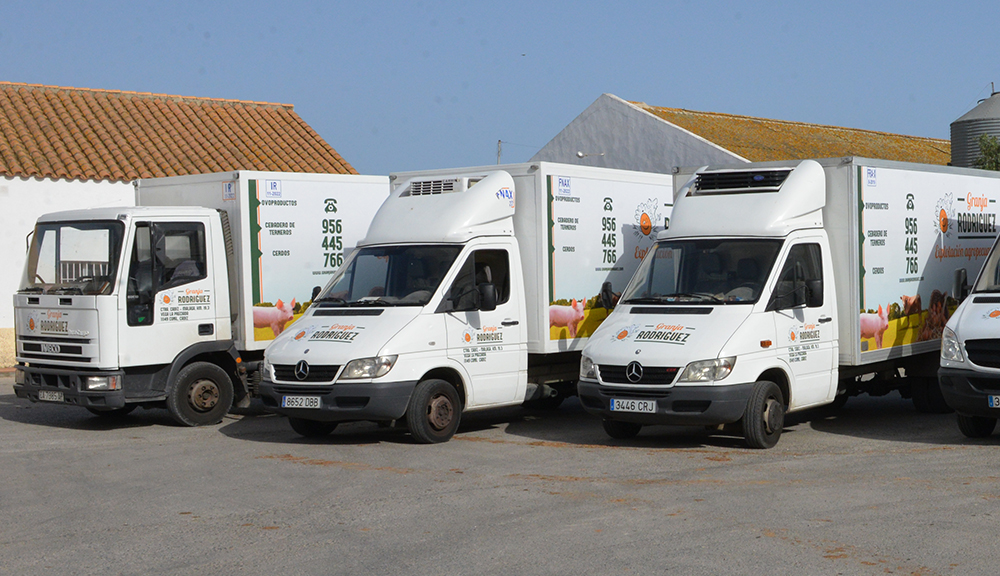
(406, 379), (461, 444)
(166, 362), (234, 426)
(957, 414), (997, 438)
(911, 377), (953, 414)
(742, 381), (784, 449)
(602, 419), (642, 439)
(288, 417), (339, 438)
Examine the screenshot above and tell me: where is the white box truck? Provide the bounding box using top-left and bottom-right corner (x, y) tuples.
(257, 162), (672, 442)
(13, 171), (387, 425)
(578, 158), (1000, 448)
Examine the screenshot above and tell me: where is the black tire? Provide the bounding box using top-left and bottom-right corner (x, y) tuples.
(911, 378), (954, 414)
(602, 419), (642, 439)
(524, 394), (565, 411)
(742, 381), (785, 449)
(288, 417), (339, 438)
(166, 362), (234, 426)
(86, 405), (137, 418)
(957, 414), (997, 438)
(406, 379), (462, 444)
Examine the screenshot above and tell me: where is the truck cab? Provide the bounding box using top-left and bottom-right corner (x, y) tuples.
(14, 206), (245, 425)
(258, 171), (530, 442)
(578, 160), (839, 448)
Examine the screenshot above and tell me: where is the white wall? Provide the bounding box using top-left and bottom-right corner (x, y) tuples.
(531, 94), (745, 173)
(1, 176), (134, 365)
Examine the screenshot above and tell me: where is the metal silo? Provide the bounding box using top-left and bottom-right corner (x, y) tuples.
(951, 90), (1000, 168)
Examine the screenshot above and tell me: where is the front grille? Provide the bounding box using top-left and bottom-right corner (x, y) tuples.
(599, 365), (679, 385)
(695, 169), (791, 194)
(965, 339), (1000, 369)
(271, 384), (335, 395)
(273, 364), (341, 382)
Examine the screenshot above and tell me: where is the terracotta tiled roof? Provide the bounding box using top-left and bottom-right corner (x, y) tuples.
(0, 82), (356, 182)
(633, 102), (951, 165)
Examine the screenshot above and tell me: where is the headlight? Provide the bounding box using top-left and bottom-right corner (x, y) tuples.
(941, 327), (964, 363)
(262, 357), (274, 381)
(83, 376), (120, 391)
(341, 355), (398, 379)
(580, 355), (597, 380)
(14, 368), (26, 385)
(678, 357), (736, 382)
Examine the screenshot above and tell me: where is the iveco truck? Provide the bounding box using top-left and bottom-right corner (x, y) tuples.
(13, 171), (386, 425)
(257, 162), (672, 442)
(578, 158), (1000, 448)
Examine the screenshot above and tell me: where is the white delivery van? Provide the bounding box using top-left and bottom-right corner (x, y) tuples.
(257, 162), (672, 442)
(939, 230), (1000, 438)
(13, 171), (387, 425)
(579, 158), (1000, 448)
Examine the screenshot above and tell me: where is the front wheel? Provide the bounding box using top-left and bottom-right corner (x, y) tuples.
(911, 377), (953, 414)
(742, 381), (785, 449)
(406, 379), (461, 444)
(166, 362), (235, 426)
(288, 417), (339, 438)
(957, 414), (997, 438)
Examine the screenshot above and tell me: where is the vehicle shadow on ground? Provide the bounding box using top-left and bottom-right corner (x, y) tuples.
(500, 393), (977, 449)
(0, 391), (180, 430)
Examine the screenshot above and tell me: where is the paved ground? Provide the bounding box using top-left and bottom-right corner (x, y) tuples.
(2, 372), (998, 576)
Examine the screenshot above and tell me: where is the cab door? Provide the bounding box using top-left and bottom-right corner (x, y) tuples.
(118, 219), (218, 368)
(768, 241), (837, 408)
(443, 246), (526, 407)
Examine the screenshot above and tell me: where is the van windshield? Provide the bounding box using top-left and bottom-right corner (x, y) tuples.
(315, 245), (462, 307)
(973, 241), (1000, 294)
(19, 220), (126, 295)
(621, 239), (783, 305)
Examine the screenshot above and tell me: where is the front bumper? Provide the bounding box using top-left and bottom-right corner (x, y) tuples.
(13, 365), (127, 410)
(577, 379), (755, 426)
(939, 367), (1000, 418)
(259, 378), (418, 423)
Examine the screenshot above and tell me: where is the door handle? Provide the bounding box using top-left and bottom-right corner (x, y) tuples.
(501, 320), (519, 326)
(818, 316), (833, 324)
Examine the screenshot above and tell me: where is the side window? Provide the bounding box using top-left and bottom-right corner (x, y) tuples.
(126, 222), (207, 326)
(155, 222), (207, 290)
(768, 243), (822, 311)
(443, 249), (511, 312)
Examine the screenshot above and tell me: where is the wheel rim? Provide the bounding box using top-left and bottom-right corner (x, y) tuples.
(188, 379), (221, 412)
(426, 393), (454, 431)
(762, 397), (781, 435)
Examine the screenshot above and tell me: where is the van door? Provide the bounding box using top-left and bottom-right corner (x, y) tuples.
(768, 242), (836, 408)
(118, 220), (218, 369)
(443, 247), (525, 406)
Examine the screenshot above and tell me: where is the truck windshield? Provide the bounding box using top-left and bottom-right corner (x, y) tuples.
(19, 220), (126, 295)
(973, 241), (1000, 293)
(315, 245), (462, 307)
(621, 238), (783, 304)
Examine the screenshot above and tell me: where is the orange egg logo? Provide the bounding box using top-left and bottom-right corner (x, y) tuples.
(790, 331), (797, 342)
(294, 330), (307, 340)
(28, 318), (35, 331)
(990, 310), (1000, 318)
(464, 333), (472, 343)
(640, 213), (652, 235)
(617, 329), (629, 340)
(939, 209), (948, 234)
(163, 295), (171, 304)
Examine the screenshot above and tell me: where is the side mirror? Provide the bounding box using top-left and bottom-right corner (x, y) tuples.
(805, 279), (823, 308)
(953, 268), (969, 302)
(600, 281), (615, 310)
(478, 283), (497, 312)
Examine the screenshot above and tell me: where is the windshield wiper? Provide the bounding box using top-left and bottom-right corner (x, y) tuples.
(622, 296), (670, 304)
(671, 292), (725, 303)
(314, 296), (347, 305)
(349, 298), (394, 307)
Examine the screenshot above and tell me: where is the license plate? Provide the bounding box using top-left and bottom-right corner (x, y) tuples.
(38, 390), (64, 403)
(989, 395), (1000, 409)
(282, 395), (321, 409)
(610, 398), (657, 413)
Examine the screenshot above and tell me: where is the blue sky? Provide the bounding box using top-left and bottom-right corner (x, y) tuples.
(2, 1), (997, 175)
